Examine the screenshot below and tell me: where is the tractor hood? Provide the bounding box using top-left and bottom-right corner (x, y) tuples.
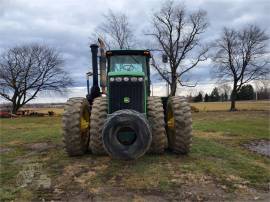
(108, 71), (145, 77)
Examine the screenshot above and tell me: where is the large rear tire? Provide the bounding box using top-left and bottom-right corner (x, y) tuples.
(166, 96), (192, 154)
(147, 96), (168, 154)
(62, 97), (90, 156)
(89, 97), (107, 154)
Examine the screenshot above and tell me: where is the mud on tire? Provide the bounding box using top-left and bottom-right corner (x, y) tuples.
(147, 96), (168, 154)
(62, 97), (90, 156)
(89, 97), (107, 154)
(166, 96), (192, 154)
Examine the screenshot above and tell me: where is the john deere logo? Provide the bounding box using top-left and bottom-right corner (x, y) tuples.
(123, 97), (130, 104)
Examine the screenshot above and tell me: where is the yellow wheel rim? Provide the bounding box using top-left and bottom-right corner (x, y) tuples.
(80, 106), (90, 132)
(167, 105), (175, 130)
(166, 99), (176, 147)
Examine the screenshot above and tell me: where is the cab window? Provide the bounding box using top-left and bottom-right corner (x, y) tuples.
(110, 55), (146, 73)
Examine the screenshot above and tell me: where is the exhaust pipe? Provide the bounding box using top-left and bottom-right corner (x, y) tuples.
(88, 44), (101, 103)
(90, 44), (99, 87)
(98, 38), (107, 94)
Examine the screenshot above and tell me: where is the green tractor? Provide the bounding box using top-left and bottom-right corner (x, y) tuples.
(62, 42), (192, 160)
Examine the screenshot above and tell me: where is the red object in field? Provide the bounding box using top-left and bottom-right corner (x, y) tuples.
(0, 111), (11, 118)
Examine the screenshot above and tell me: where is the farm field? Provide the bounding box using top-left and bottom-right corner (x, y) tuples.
(190, 100), (270, 111)
(19, 100), (270, 115)
(0, 106), (269, 201)
(20, 107), (64, 115)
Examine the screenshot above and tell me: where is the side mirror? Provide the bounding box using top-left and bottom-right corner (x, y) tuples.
(162, 54), (168, 63)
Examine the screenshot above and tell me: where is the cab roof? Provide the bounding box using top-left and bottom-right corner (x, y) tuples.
(106, 49), (151, 57)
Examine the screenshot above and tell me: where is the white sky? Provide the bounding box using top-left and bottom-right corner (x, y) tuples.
(0, 0), (269, 103)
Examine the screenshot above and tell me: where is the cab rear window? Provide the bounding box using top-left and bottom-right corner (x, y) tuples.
(110, 55), (146, 73)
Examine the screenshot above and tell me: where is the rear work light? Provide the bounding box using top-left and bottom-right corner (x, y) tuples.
(130, 77), (137, 82)
(115, 77), (122, 82)
(123, 77), (129, 82)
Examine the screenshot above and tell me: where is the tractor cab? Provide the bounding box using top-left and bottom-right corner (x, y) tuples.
(106, 50), (151, 114)
(106, 50), (150, 73)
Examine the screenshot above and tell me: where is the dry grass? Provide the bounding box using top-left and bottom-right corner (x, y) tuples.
(1, 111), (269, 201)
(191, 100), (270, 111)
(21, 107), (64, 115)
(21, 100), (270, 115)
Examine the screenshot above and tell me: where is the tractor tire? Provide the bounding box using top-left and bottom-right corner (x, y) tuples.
(102, 110), (152, 160)
(62, 97), (90, 156)
(166, 96), (192, 154)
(89, 97), (107, 154)
(147, 96), (168, 154)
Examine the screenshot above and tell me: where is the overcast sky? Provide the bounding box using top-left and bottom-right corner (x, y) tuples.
(0, 0), (269, 102)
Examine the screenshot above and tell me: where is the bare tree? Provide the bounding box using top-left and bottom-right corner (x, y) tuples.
(93, 10), (134, 49)
(254, 80), (270, 100)
(149, 1), (208, 96)
(0, 44), (72, 114)
(218, 83), (231, 96)
(213, 25), (269, 111)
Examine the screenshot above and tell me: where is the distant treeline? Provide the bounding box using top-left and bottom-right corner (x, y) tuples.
(190, 84), (270, 102)
(0, 103), (65, 111)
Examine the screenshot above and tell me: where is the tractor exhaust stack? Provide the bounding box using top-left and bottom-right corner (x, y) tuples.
(98, 38), (107, 94)
(88, 44), (101, 103)
(90, 44), (99, 88)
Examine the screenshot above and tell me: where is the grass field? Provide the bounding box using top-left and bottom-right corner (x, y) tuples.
(21, 107), (64, 115)
(190, 100), (270, 111)
(21, 100), (270, 115)
(1, 107), (269, 201)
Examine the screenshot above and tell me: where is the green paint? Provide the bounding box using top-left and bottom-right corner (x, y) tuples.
(106, 54), (148, 114)
(108, 71), (145, 77)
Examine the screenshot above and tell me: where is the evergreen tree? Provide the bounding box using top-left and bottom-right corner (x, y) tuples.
(204, 93), (209, 102)
(193, 92), (203, 102)
(237, 85), (254, 100)
(210, 87), (220, 102)
(221, 93), (225, 102)
(224, 92), (228, 101)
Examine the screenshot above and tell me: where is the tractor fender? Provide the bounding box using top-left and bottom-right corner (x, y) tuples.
(102, 110), (152, 160)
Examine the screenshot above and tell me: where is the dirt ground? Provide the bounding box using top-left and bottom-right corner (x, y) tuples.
(1, 110), (270, 201)
(13, 143), (270, 202)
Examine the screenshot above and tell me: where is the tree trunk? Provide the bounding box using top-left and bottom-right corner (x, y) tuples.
(11, 104), (17, 114)
(11, 102), (20, 114)
(230, 88), (237, 111)
(170, 80), (177, 96)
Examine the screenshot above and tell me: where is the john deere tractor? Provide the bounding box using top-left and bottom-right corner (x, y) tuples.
(62, 41), (192, 160)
